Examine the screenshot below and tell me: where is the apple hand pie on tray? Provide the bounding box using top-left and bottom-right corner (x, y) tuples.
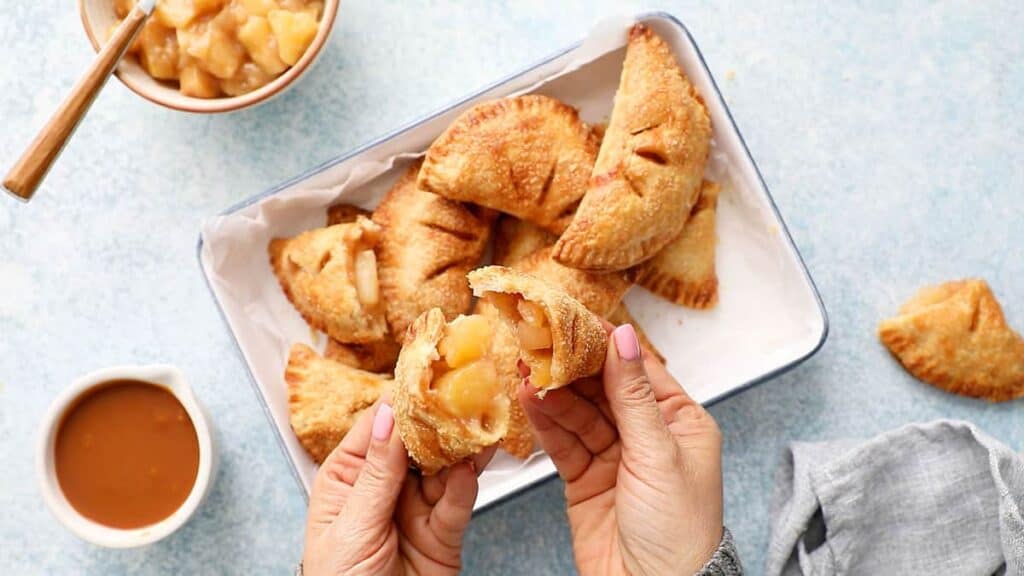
(374, 160), (493, 343)
(270, 216), (388, 344)
(636, 180), (720, 308)
(418, 95), (599, 234)
(878, 279), (1024, 402)
(286, 344), (392, 463)
(553, 23), (712, 271)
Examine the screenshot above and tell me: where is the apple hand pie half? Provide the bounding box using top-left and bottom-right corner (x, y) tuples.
(270, 216), (388, 344)
(553, 24), (712, 271)
(636, 180), (720, 308)
(286, 343), (392, 463)
(394, 309), (512, 474)
(878, 279), (1024, 402)
(374, 160), (493, 343)
(418, 95), (599, 234)
(468, 266), (607, 392)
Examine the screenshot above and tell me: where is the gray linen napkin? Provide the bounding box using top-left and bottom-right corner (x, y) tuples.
(766, 420), (1024, 575)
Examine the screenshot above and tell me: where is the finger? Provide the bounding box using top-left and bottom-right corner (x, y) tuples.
(519, 380), (594, 483)
(428, 462), (479, 549)
(344, 403), (409, 531)
(604, 325), (677, 460)
(522, 380), (616, 455)
(314, 401), (378, 494)
(421, 444), (496, 506)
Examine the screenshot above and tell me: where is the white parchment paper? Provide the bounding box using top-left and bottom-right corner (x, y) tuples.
(200, 14), (826, 506)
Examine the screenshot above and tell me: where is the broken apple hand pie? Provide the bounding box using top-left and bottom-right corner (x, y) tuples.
(418, 95), (599, 234)
(554, 23), (712, 271)
(394, 309), (511, 475)
(286, 344), (392, 463)
(270, 215), (387, 344)
(878, 279), (1024, 402)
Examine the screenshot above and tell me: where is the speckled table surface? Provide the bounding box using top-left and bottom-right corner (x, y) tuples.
(2, 1), (1022, 574)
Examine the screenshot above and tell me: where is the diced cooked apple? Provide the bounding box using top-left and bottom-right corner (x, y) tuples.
(179, 64), (221, 98)
(526, 354), (553, 388)
(192, 0), (228, 17)
(238, 0), (280, 17)
(517, 300), (548, 327)
(137, 20), (180, 80)
(517, 322), (552, 351)
(219, 62), (273, 95)
(238, 16), (288, 75)
(434, 360), (501, 419)
(438, 315), (492, 369)
(155, 0), (198, 28)
(268, 9), (318, 66)
(197, 26), (244, 79)
(354, 250), (379, 306)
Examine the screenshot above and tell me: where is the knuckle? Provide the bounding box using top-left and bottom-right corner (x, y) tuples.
(618, 374), (655, 404)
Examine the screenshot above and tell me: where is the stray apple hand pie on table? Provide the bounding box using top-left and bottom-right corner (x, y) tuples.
(878, 279), (1024, 402)
(554, 23), (712, 271)
(286, 343), (392, 463)
(418, 95), (600, 234)
(270, 216), (387, 344)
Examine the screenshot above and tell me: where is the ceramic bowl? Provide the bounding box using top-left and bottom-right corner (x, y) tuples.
(36, 365), (217, 548)
(78, 0), (340, 113)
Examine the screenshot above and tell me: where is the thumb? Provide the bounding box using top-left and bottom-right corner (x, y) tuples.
(604, 324), (676, 460)
(344, 403), (408, 531)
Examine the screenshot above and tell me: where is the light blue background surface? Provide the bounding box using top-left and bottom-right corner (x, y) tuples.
(2, 1), (1022, 574)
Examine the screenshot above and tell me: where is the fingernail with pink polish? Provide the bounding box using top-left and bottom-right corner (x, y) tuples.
(613, 324), (640, 361)
(373, 403), (395, 441)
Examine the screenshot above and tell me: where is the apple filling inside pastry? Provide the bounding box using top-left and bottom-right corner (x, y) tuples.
(353, 248), (380, 307)
(483, 294), (555, 389)
(431, 315), (504, 429)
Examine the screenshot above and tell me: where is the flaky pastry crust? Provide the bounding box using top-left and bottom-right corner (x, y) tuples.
(553, 24), (712, 271)
(324, 336), (402, 374)
(493, 216), (557, 267)
(269, 217), (388, 343)
(374, 161), (492, 343)
(514, 246), (633, 318)
(418, 95), (599, 233)
(468, 266), (607, 391)
(636, 180), (720, 308)
(286, 344), (392, 463)
(326, 203), (371, 226)
(393, 309), (511, 474)
(878, 279), (1024, 402)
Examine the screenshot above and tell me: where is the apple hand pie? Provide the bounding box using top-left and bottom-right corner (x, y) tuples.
(878, 279), (1024, 402)
(286, 343), (392, 463)
(374, 160), (493, 343)
(324, 336), (402, 374)
(418, 95), (599, 234)
(394, 309), (511, 474)
(493, 216), (557, 267)
(514, 246), (633, 318)
(606, 303), (665, 364)
(636, 180), (720, 308)
(468, 266), (607, 392)
(553, 24), (712, 271)
(270, 216), (388, 343)
(326, 203), (371, 226)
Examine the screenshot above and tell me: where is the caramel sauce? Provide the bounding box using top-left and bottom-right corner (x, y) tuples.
(54, 380), (199, 529)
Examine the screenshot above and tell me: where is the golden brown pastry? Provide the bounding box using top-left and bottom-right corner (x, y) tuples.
(514, 246), (633, 318)
(326, 203), (371, 226)
(468, 266), (607, 392)
(636, 180), (720, 308)
(393, 309), (511, 474)
(324, 336), (402, 374)
(418, 95), (599, 233)
(606, 303), (665, 364)
(553, 24), (712, 271)
(878, 279), (1024, 402)
(374, 161), (492, 343)
(269, 217), (388, 344)
(286, 344), (392, 463)
(493, 216), (557, 267)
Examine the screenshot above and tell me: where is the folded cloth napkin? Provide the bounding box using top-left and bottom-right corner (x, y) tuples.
(766, 420), (1024, 575)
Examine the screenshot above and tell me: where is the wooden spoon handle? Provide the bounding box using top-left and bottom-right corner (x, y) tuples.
(3, 5), (150, 202)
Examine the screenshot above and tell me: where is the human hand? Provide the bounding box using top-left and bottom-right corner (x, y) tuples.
(302, 400), (494, 575)
(519, 323), (724, 575)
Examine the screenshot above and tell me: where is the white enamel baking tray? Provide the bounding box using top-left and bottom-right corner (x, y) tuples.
(198, 12), (828, 509)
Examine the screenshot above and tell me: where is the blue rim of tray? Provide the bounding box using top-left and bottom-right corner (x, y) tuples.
(196, 10), (830, 505)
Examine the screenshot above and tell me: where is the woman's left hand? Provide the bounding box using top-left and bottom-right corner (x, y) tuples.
(302, 400), (493, 576)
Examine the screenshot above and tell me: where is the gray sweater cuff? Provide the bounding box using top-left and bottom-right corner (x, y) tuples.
(694, 527), (743, 576)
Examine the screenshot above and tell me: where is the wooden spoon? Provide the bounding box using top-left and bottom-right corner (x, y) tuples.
(3, 0), (156, 202)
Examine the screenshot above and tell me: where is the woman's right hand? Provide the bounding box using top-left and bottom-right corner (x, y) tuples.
(518, 323), (724, 575)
